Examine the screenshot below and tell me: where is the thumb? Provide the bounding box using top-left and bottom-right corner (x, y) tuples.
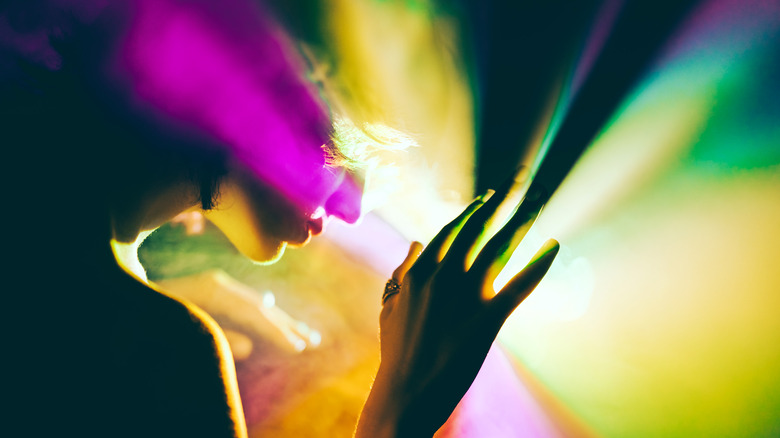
(392, 241), (424, 282)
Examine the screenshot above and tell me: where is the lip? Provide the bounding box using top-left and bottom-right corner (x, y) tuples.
(286, 216), (324, 248)
(307, 216), (324, 236)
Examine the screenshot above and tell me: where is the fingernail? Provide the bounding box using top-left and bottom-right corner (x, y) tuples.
(477, 189), (495, 202)
(529, 239), (560, 266)
(472, 189), (493, 204)
(408, 241), (424, 256)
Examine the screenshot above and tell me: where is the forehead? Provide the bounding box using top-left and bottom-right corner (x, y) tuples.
(112, 0), (359, 215)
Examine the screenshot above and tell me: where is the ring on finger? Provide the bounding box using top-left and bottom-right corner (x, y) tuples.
(382, 278), (401, 304)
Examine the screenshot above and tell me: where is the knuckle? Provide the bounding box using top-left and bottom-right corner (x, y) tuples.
(440, 252), (460, 269)
(406, 258), (431, 278)
(405, 264), (418, 279)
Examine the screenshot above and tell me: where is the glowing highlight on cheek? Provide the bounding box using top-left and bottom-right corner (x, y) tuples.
(117, 0), (360, 218)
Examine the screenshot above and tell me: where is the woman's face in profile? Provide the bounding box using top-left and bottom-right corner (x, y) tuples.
(203, 162), (328, 263)
(105, 0), (362, 261)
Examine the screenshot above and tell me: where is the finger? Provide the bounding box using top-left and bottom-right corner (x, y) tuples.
(469, 184), (547, 286)
(392, 241), (424, 282)
(384, 242), (422, 305)
(487, 239), (559, 326)
(415, 193), (491, 269)
(443, 167), (529, 271)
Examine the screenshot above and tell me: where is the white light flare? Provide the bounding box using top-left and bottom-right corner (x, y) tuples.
(494, 229), (594, 324)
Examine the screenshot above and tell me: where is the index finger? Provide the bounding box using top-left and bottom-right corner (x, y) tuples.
(442, 167), (529, 271)
(469, 183), (547, 286)
(393, 241), (424, 283)
(414, 192), (491, 271)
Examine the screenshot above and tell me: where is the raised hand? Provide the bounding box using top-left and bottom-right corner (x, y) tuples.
(356, 173), (559, 438)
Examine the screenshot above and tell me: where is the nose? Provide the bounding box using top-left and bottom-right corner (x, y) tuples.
(324, 171), (363, 224)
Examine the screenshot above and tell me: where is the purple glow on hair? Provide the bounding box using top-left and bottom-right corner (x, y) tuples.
(115, 0), (361, 221)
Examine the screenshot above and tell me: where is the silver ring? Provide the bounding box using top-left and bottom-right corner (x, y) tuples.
(382, 278), (401, 304)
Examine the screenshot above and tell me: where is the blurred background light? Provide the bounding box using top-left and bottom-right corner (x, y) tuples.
(139, 0), (780, 436)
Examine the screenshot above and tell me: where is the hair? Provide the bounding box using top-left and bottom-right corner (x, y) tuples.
(190, 152), (229, 211)
(2, 39), (230, 217)
(2, 0), (416, 220)
(326, 116), (416, 170)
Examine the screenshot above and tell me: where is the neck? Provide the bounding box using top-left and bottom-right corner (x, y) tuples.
(110, 229), (154, 283)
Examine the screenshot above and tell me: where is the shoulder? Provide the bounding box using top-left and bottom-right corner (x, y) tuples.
(105, 278), (247, 437)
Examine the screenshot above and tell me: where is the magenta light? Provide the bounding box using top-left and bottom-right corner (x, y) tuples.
(115, 0), (361, 222)
(438, 344), (561, 438)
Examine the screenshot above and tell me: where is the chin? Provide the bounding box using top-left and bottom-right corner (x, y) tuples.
(244, 241), (287, 265)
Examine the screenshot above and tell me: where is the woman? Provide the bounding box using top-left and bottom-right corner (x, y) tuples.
(2, 0), (558, 436)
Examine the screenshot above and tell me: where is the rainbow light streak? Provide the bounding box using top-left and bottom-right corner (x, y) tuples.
(492, 0), (780, 436)
(129, 0), (778, 435)
(569, 0), (624, 100)
(532, 0), (625, 175)
(116, 0), (362, 222)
